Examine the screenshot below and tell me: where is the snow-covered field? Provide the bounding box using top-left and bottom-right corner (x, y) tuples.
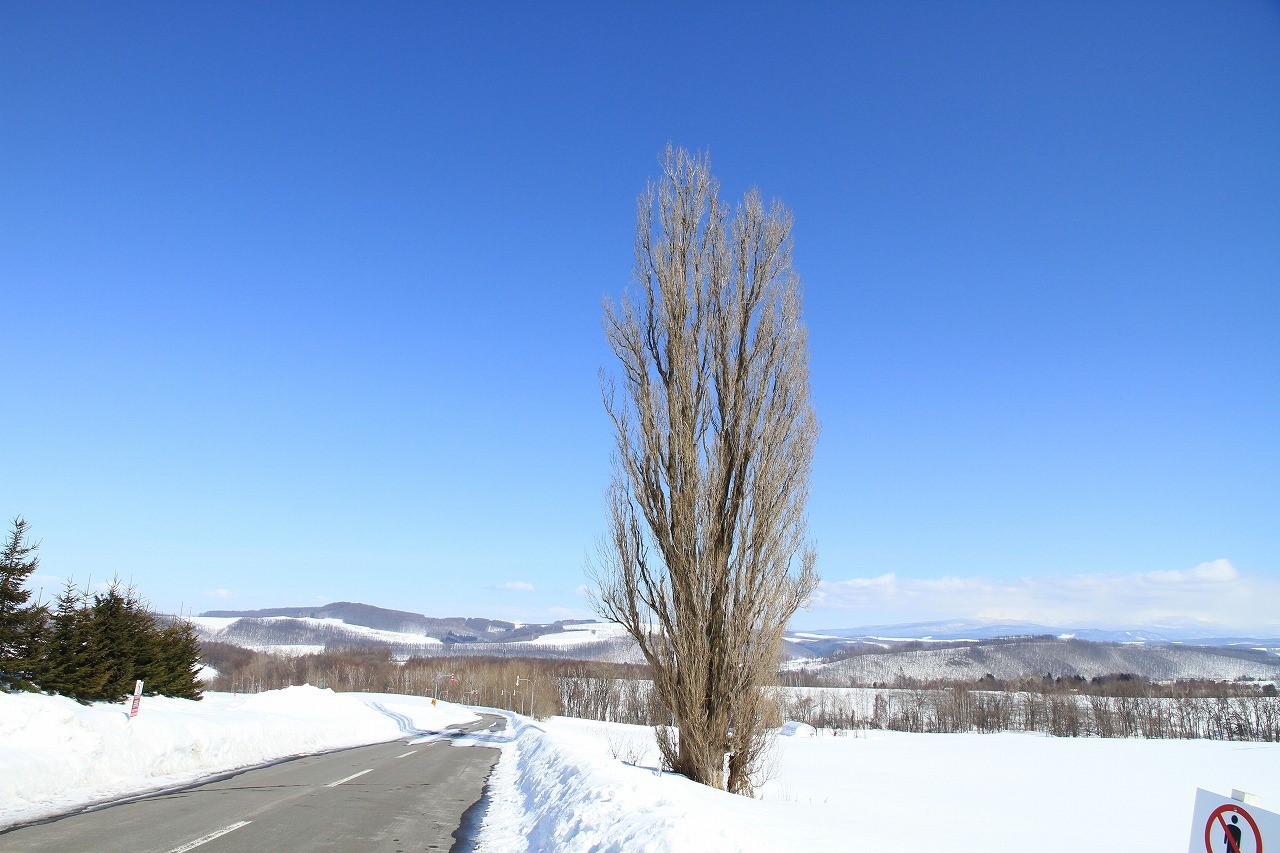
(4, 687), (1277, 850)
(476, 715), (1280, 851)
(514, 621), (633, 647)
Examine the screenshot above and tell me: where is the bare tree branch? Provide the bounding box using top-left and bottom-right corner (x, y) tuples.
(592, 145), (819, 794)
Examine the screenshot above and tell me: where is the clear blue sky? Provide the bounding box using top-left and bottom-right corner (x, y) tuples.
(3, 1), (1277, 633)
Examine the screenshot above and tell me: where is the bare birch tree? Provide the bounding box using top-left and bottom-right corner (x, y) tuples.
(593, 146), (819, 795)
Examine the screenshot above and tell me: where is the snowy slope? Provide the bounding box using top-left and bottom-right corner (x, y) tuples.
(190, 615), (446, 654)
(515, 622), (632, 646)
(809, 638), (1280, 683)
(191, 614), (649, 662)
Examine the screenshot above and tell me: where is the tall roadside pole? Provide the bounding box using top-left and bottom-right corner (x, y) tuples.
(516, 676), (537, 718)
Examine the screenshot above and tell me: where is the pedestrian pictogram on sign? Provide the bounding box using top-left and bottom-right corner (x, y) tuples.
(1189, 789), (1276, 853)
(1205, 803), (1262, 853)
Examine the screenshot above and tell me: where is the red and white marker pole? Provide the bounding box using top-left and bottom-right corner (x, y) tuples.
(129, 680), (143, 719)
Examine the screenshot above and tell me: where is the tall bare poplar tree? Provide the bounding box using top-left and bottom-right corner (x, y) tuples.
(594, 146), (819, 795)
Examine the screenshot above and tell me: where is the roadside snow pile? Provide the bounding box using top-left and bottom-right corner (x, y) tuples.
(474, 716), (776, 852)
(0, 687), (477, 828)
(479, 715), (1280, 852)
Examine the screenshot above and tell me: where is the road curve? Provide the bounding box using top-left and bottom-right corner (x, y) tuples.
(0, 713), (505, 852)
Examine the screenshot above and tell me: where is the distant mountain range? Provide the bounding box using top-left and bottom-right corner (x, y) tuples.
(797, 636), (1280, 683)
(190, 601), (639, 662)
(187, 603), (1279, 681)
(199, 601), (590, 644)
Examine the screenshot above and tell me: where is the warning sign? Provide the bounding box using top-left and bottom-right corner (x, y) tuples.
(128, 679), (143, 719)
(1189, 789), (1278, 853)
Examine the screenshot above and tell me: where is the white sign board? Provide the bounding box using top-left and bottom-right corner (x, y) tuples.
(1189, 788), (1279, 853)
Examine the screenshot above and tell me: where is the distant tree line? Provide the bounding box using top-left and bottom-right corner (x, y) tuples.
(818, 634), (1063, 663)
(779, 668), (1278, 698)
(207, 642), (666, 725)
(204, 637), (1280, 743)
(775, 683), (1280, 741)
(0, 517), (203, 703)
(205, 643), (655, 721)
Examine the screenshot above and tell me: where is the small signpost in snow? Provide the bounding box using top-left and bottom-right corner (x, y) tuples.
(1189, 788), (1277, 853)
(128, 679), (143, 719)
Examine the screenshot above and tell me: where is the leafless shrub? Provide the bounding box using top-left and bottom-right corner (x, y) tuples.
(605, 728), (649, 765)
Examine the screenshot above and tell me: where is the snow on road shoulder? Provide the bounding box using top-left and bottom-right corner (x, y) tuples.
(474, 715), (801, 852)
(0, 687), (478, 828)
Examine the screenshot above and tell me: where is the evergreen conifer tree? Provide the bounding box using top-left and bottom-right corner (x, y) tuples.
(86, 581), (160, 702)
(151, 618), (204, 700)
(37, 579), (108, 701)
(0, 517), (46, 690)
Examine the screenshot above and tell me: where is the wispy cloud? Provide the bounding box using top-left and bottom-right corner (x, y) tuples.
(27, 573), (64, 589)
(491, 581), (535, 592)
(204, 588), (235, 599)
(811, 560), (1280, 633)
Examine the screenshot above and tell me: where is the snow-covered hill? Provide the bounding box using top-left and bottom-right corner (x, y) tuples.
(187, 602), (603, 657)
(189, 614), (648, 662)
(198, 601), (591, 642)
(804, 637), (1280, 683)
(189, 615), (447, 656)
(185, 602), (1279, 680)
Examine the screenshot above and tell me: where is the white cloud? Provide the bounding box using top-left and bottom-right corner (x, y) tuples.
(492, 581), (535, 592)
(1144, 558), (1237, 584)
(204, 588), (235, 599)
(26, 573), (65, 592)
(810, 559), (1280, 634)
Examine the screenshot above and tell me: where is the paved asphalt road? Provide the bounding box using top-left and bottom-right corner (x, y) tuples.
(0, 714), (505, 853)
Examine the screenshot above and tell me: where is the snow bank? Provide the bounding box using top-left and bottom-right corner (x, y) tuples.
(475, 716), (776, 852)
(0, 687), (478, 828)
(478, 715), (1280, 852)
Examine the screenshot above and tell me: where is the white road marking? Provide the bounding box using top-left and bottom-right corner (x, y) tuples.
(167, 821), (251, 852)
(396, 750), (417, 759)
(326, 769), (373, 787)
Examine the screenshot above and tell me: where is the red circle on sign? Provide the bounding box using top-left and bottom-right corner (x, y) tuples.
(1204, 803), (1263, 853)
